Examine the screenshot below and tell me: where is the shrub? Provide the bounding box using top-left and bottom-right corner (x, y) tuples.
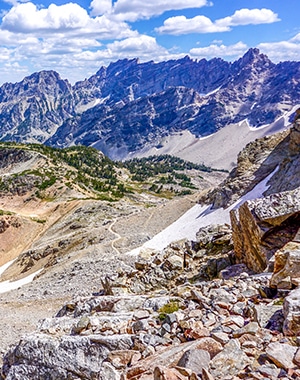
(158, 301), (180, 320)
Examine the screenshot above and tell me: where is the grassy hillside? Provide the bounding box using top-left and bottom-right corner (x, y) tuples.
(0, 142), (222, 201)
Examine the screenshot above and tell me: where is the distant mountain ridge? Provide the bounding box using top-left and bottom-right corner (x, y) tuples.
(0, 48), (299, 160)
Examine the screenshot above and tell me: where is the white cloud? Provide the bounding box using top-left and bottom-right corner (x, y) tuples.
(1, 2), (136, 41)
(190, 41), (248, 59)
(2, 2), (90, 32)
(157, 8), (279, 36)
(74, 35), (174, 66)
(216, 8), (280, 28)
(2, 61), (29, 80)
(90, 0), (112, 16)
(0, 29), (41, 51)
(291, 33), (300, 42)
(107, 35), (166, 53)
(0, 47), (11, 61)
(156, 15), (229, 35)
(87, 15), (136, 39)
(113, 0), (209, 21)
(257, 40), (300, 62)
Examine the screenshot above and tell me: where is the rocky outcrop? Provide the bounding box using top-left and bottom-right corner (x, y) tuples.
(3, 269), (299, 380)
(210, 112), (300, 273)
(290, 109), (300, 154)
(202, 107), (300, 209)
(124, 224), (234, 294)
(201, 130), (290, 209)
(231, 188), (300, 273)
(264, 111), (300, 196)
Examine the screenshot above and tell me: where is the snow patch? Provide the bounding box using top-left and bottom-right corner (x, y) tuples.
(283, 105), (300, 126)
(75, 97), (110, 114)
(0, 268), (43, 294)
(198, 134), (213, 141)
(0, 259), (15, 277)
(201, 86), (221, 97)
(248, 105), (299, 131)
(128, 167), (278, 254)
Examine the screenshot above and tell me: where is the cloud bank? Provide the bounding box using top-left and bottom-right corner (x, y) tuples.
(0, 0), (297, 85)
(156, 8), (279, 35)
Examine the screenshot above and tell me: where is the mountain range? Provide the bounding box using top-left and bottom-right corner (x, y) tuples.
(0, 48), (299, 164)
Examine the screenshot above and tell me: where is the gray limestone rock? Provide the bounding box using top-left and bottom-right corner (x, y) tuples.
(232, 322), (259, 338)
(177, 349), (210, 375)
(209, 339), (252, 377)
(283, 287), (300, 336)
(270, 241), (300, 289)
(266, 342), (298, 370)
(2, 333), (110, 380)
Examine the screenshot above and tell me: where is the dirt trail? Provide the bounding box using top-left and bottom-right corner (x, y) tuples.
(108, 219), (122, 255)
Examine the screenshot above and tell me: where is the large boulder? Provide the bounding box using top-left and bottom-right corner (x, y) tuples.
(283, 287), (300, 336)
(230, 188), (300, 272)
(1, 334), (112, 379)
(270, 238), (300, 289)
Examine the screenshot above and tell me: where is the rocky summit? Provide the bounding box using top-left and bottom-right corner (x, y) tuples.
(0, 49), (299, 163)
(0, 106), (299, 379)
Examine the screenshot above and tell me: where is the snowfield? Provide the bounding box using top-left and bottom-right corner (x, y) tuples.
(131, 167), (278, 253)
(0, 268), (43, 294)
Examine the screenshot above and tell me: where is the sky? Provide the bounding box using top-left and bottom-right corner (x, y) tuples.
(0, 0), (300, 85)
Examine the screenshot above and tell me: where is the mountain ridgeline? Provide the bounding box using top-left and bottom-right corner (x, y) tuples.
(0, 49), (299, 159)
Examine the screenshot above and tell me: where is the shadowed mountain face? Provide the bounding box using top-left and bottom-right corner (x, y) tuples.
(0, 49), (299, 159)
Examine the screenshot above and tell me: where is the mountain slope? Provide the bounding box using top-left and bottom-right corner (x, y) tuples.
(0, 117), (299, 379)
(0, 71), (74, 143)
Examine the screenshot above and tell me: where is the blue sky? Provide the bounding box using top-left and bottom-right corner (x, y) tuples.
(0, 0), (300, 84)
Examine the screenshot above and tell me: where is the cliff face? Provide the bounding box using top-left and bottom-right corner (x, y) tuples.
(231, 189), (300, 273)
(264, 112), (300, 195)
(0, 71), (74, 143)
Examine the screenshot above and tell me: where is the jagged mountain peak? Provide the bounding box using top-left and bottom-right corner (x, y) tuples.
(107, 57), (141, 71)
(25, 69), (63, 82)
(21, 70), (71, 93)
(0, 69), (71, 101)
(3, 69), (70, 91)
(233, 48), (274, 73)
(93, 58), (143, 81)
